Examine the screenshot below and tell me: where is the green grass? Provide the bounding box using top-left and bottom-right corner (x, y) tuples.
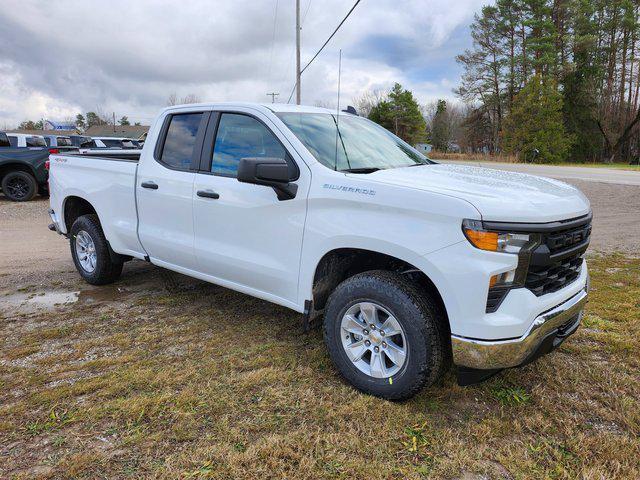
(1, 255), (639, 479)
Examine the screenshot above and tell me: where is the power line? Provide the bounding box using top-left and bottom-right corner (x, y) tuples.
(288, 0), (361, 103)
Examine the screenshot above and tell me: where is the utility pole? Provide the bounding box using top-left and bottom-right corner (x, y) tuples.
(112, 112), (116, 132)
(266, 92), (280, 103)
(295, 0), (301, 105)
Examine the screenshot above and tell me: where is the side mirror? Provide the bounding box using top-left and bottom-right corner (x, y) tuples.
(237, 157), (297, 201)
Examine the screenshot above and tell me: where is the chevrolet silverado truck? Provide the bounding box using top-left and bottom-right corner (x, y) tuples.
(48, 103), (591, 400)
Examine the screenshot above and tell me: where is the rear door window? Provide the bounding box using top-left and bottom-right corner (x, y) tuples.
(8, 136), (18, 147)
(159, 113), (204, 170)
(57, 137), (72, 146)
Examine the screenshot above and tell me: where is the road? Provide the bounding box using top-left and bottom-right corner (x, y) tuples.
(440, 159), (640, 186)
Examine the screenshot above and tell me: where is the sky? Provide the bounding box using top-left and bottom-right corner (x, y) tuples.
(0, 0), (489, 128)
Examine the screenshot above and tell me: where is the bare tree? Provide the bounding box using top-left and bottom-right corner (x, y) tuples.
(352, 89), (388, 118)
(167, 93), (201, 106)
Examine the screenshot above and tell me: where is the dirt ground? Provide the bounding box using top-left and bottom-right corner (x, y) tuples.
(1, 182), (639, 479)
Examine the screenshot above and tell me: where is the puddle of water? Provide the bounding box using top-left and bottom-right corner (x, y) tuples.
(78, 286), (130, 303)
(0, 290), (79, 314)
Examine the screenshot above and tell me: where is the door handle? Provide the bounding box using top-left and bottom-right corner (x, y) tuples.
(141, 181), (158, 190)
(197, 189), (220, 199)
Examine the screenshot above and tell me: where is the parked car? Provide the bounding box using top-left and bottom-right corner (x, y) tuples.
(7, 133), (47, 148)
(91, 136), (139, 149)
(47, 103), (591, 399)
(0, 132), (50, 201)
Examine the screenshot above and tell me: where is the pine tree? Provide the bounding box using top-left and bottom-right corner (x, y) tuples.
(502, 76), (573, 162)
(368, 83), (426, 144)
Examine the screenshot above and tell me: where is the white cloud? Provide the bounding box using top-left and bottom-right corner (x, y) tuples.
(0, 0), (487, 127)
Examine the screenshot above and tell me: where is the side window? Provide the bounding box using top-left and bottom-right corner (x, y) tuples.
(0, 133), (9, 147)
(159, 113), (203, 170)
(211, 113), (286, 177)
(8, 136), (17, 147)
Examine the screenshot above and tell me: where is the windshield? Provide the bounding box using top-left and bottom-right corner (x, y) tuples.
(277, 112), (432, 172)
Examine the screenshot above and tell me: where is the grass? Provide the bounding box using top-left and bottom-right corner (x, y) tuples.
(430, 151), (640, 170)
(1, 255), (639, 479)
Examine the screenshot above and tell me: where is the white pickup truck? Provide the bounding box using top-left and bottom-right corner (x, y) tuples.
(48, 103), (591, 399)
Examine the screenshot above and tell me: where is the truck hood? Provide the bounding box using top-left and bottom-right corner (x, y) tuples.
(359, 163), (591, 222)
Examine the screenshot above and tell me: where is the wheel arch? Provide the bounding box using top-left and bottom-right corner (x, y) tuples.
(309, 247), (450, 331)
(62, 195), (98, 232)
(0, 162), (37, 183)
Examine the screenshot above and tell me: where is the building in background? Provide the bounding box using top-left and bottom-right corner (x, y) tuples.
(414, 143), (432, 154)
(43, 120), (77, 131)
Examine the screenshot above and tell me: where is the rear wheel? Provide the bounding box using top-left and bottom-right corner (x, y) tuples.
(323, 270), (450, 400)
(1, 171), (37, 202)
(70, 214), (123, 285)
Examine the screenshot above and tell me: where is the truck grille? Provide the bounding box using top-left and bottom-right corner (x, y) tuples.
(525, 253), (584, 296)
(525, 217), (591, 297)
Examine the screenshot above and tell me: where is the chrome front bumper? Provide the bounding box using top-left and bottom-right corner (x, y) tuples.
(451, 288), (588, 370)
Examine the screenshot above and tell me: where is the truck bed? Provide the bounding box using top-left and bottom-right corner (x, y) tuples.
(48, 152), (144, 258)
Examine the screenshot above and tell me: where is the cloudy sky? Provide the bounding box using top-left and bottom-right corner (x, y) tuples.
(0, 0), (488, 127)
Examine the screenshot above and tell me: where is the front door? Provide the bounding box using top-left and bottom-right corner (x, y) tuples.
(192, 111), (307, 306)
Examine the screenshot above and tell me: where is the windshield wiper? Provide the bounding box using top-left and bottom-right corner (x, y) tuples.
(339, 167), (381, 174)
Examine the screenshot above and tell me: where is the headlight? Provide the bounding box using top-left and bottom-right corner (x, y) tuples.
(462, 219), (541, 288)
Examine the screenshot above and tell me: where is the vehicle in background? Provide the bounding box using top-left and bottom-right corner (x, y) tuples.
(69, 135), (101, 148)
(0, 135), (50, 201)
(42, 135), (79, 154)
(48, 103), (591, 399)
(92, 136), (139, 149)
(7, 133), (47, 148)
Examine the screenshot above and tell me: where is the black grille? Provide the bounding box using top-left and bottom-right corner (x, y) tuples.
(525, 253), (583, 296)
(525, 217), (591, 296)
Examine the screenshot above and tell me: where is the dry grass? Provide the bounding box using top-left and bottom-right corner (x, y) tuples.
(1, 255), (639, 479)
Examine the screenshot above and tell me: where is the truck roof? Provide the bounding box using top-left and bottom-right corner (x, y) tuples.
(160, 102), (338, 116)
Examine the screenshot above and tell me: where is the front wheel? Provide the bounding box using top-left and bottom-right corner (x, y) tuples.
(70, 214), (123, 285)
(323, 271), (450, 400)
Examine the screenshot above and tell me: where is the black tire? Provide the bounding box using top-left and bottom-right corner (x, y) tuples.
(323, 270), (450, 400)
(70, 214), (123, 285)
(1, 171), (37, 202)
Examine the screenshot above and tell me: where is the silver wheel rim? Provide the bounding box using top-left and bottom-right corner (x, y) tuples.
(340, 301), (407, 379)
(75, 230), (97, 273)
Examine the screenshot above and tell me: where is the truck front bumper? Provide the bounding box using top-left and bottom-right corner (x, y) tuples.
(451, 286), (587, 381)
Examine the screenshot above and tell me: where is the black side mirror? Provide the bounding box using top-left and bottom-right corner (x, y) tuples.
(237, 157), (298, 201)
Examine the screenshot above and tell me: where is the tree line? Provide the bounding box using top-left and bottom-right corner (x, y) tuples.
(355, 1), (640, 164)
(456, 0), (640, 163)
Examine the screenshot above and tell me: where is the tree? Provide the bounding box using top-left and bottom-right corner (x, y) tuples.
(430, 100), (453, 151)
(75, 114), (86, 129)
(166, 93), (201, 106)
(368, 83), (426, 144)
(503, 76), (573, 162)
(118, 116), (131, 126)
(86, 111), (107, 128)
(18, 120), (38, 130)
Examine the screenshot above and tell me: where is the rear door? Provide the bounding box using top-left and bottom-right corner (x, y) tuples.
(192, 109), (308, 306)
(137, 111), (209, 270)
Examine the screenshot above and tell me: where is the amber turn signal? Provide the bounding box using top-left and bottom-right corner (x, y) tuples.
(463, 228), (498, 251)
